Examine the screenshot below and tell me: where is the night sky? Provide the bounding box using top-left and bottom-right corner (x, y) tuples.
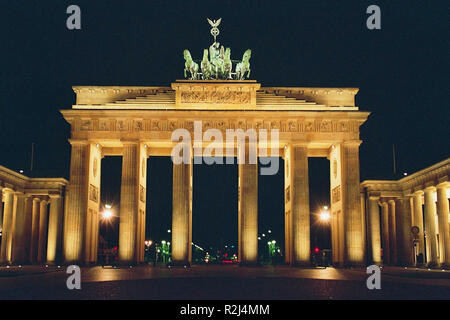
(1, 1), (448, 252)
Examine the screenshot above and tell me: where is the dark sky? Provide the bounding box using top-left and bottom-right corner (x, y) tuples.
(1, 1), (448, 251)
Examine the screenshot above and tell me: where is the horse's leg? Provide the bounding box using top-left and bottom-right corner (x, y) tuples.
(247, 67), (251, 78)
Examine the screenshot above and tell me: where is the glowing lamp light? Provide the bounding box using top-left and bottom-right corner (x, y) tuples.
(102, 209), (113, 220)
(320, 211), (330, 222)
(314, 247), (320, 253)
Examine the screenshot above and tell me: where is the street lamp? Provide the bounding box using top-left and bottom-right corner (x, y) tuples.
(319, 206), (330, 223)
(102, 204), (113, 220)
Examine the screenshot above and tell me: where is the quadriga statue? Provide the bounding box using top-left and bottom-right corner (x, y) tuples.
(223, 48), (232, 79)
(201, 49), (213, 80)
(235, 49), (251, 80)
(183, 49), (199, 80)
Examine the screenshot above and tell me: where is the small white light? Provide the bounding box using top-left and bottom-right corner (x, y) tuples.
(403, 172), (408, 176)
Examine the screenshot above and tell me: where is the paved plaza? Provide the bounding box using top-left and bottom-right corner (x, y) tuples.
(0, 265), (449, 300)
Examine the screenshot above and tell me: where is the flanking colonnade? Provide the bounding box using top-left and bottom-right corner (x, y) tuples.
(361, 158), (450, 267)
(0, 166), (67, 265)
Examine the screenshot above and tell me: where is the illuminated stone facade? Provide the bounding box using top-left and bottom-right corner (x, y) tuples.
(0, 166), (67, 265)
(61, 80), (369, 267)
(361, 158), (450, 267)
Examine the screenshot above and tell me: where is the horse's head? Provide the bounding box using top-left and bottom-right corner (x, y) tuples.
(225, 48), (231, 60)
(243, 49), (252, 62)
(202, 49), (209, 61)
(183, 49), (191, 61)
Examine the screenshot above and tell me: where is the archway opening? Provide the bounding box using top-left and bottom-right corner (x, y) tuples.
(192, 158), (238, 265)
(309, 157), (331, 267)
(145, 156), (173, 265)
(98, 156), (122, 264)
(258, 157), (285, 264)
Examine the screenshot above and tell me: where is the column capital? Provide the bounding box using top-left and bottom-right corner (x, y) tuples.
(2, 187), (14, 194)
(413, 190), (424, 196)
(342, 140), (362, 147)
(121, 140), (139, 146)
(48, 191), (62, 199)
(32, 197), (41, 203)
(290, 142), (308, 148)
(68, 139), (89, 146)
(436, 181), (449, 189)
(13, 191), (26, 198)
(424, 185), (436, 192)
(387, 199), (396, 205)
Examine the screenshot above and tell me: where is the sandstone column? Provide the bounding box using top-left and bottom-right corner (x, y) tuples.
(342, 141), (364, 265)
(37, 199), (48, 263)
(436, 182), (450, 267)
(286, 145), (310, 266)
(47, 195), (63, 264)
(63, 140), (87, 263)
(172, 144), (192, 266)
(11, 193), (30, 264)
(412, 191), (425, 264)
(424, 186), (438, 266)
(0, 189), (14, 264)
(380, 200), (390, 265)
(30, 197), (41, 263)
(367, 195), (381, 264)
(395, 197), (413, 266)
(238, 142), (258, 266)
(388, 199), (397, 265)
(119, 142), (139, 264)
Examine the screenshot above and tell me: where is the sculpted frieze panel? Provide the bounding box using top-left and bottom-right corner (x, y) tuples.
(72, 117), (359, 133)
(180, 91), (251, 104)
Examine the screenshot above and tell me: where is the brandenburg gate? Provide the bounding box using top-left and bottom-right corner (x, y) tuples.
(1, 19), (448, 269)
(61, 81), (369, 266)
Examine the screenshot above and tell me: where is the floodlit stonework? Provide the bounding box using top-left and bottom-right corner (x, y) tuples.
(61, 80), (370, 266)
(0, 166), (67, 265)
(2, 80), (447, 268)
(361, 158), (450, 268)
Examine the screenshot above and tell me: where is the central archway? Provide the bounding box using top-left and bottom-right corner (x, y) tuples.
(192, 158), (238, 265)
